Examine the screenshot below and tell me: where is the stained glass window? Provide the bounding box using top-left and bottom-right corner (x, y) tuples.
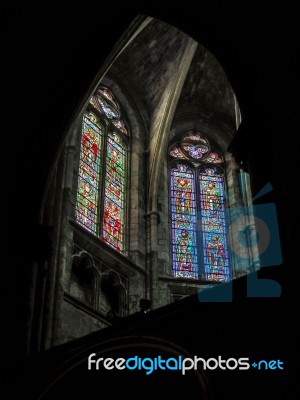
(169, 132), (229, 281)
(170, 164), (198, 279)
(112, 119), (127, 135)
(98, 87), (118, 107)
(183, 132), (208, 143)
(205, 150), (223, 164)
(76, 113), (103, 234)
(169, 145), (188, 159)
(98, 98), (119, 119)
(90, 89), (120, 119)
(199, 168), (230, 282)
(103, 133), (126, 253)
(182, 144), (209, 159)
(76, 86), (128, 254)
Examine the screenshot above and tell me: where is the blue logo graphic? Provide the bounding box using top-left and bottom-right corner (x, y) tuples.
(251, 360), (284, 370)
(198, 173), (282, 302)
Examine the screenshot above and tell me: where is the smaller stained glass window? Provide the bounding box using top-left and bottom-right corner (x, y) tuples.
(103, 133), (126, 253)
(205, 151), (223, 164)
(98, 87), (118, 108)
(90, 94), (120, 119)
(76, 86), (129, 255)
(76, 113), (103, 234)
(170, 145), (188, 159)
(199, 168), (230, 282)
(183, 132), (208, 143)
(182, 144), (209, 159)
(170, 164), (198, 279)
(112, 119), (127, 135)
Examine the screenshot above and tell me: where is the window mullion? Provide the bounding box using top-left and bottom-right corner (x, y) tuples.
(98, 119), (109, 238)
(195, 167), (204, 280)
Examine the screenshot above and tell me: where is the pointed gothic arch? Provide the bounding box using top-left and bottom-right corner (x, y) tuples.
(76, 86), (130, 254)
(169, 131), (230, 282)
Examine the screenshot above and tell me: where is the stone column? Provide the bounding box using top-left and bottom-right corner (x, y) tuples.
(42, 116), (80, 349)
(239, 169), (260, 272)
(147, 38), (198, 308)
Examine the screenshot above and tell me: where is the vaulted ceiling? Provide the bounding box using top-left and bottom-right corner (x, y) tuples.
(110, 18), (237, 149)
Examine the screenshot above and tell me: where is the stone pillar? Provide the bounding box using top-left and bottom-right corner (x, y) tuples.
(145, 210), (160, 308)
(51, 141), (77, 346)
(239, 169), (260, 271)
(41, 117), (80, 349)
(146, 38), (198, 309)
(25, 223), (53, 354)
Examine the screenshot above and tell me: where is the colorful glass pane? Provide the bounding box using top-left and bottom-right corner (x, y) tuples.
(199, 168), (230, 282)
(170, 146), (188, 159)
(183, 133), (207, 143)
(98, 87), (118, 108)
(112, 119), (127, 135)
(103, 133), (126, 253)
(170, 164), (198, 279)
(89, 95), (102, 114)
(99, 98), (119, 119)
(89, 95), (119, 119)
(183, 144), (209, 159)
(205, 151), (223, 164)
(76, 114), (103, 233)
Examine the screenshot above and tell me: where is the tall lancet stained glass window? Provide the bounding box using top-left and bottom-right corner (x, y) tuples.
(76, 86), (129, 254)
(169, 132), (230, 282)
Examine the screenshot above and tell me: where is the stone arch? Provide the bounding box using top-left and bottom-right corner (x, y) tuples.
(70, 251), (100, 308)
(100, 270), (127, 320)
(94, 73), (149, 266)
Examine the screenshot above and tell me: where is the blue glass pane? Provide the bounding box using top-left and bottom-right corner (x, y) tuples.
(199, 169), (230, 282)
(170, 164), (198, 279)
